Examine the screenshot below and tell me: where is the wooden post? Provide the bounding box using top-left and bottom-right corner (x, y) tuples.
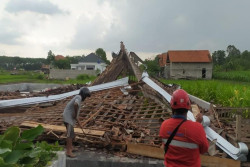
(236, 115), (242, 142)
(210, 104), (222, 128)
(126, 143), (241, 167)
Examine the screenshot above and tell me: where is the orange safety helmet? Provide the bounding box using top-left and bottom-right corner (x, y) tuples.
(170, 89), (191, 110)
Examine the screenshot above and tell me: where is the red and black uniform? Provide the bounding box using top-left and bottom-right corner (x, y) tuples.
(159, 115), (209, 167)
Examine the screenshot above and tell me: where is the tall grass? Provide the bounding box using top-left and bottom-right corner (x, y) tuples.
(160, 79), (250, 107)
(213, 70), (250, 82)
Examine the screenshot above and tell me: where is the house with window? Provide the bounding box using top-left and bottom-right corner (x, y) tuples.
(70, 53), (107, 73)
(158, 50), (213, 79)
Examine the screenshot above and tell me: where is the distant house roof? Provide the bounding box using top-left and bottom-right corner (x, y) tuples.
(158, 50), (212, 67)
(79, 53), (105, 63)
(55, 55), (65, 61)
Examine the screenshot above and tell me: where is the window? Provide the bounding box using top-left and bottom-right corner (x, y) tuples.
(86, 65), (95, 70)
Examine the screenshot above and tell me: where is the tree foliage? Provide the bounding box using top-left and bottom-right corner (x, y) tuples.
(95, 48), (110, 64)
(142, 56), (160, 76)
(212, 45), (250, 71)
(227, 45), (241, 58)
(66, 55), (83, 64)
(212, 50), (226, 65)
(53, 59), (70, 69)
(0, 56), (46, 71)
(47, 50), (55, 64)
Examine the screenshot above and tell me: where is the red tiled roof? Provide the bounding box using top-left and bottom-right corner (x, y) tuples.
(168, 50), (212, 63)
(55, 55), (65, 60)
(158, 50), (212, 67)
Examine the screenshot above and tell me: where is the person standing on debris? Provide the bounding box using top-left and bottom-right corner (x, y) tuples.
(63, 87), (91, 158)
(159, 89), (209, 167)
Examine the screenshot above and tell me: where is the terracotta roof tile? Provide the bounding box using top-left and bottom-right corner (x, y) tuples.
(55, 55), (65, 60)
(158, 50), (212, 67)
(168, 50), (212, 63)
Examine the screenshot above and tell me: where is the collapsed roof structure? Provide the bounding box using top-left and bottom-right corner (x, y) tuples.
(0, 44), (249, 166)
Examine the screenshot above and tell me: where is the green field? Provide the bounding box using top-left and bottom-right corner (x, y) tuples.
(160, 79), (250, 108)
(213, 70), (250, 82)
(0, 71), (96, 85)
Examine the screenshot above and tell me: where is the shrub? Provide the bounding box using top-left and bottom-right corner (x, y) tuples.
(36, 74), (45, 80)
(0, 125), (62, 167)
(76, 74), (90, 80)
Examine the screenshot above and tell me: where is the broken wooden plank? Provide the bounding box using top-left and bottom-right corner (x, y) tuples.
(21, 121), (105, 136)
(81, 106), (104, 127)
(236, 115), (242, 142)
(210, 104), (222, 128)
(126, 143), (241, 167)
(191, 104), (200, 118)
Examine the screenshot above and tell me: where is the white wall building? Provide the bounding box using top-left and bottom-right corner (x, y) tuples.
(158, 50), (213, 79)
(71, 53), (107, 73)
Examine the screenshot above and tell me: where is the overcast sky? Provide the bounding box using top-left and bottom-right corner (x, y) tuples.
(0, 0), (249, 60)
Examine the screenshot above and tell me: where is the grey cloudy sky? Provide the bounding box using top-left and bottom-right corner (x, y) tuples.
(0, 0), (249, 60)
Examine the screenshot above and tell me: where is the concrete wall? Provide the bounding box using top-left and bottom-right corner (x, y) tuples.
(66, 150), (164, 167)
(50, 151), (66, 167)
(166, 62), (212, 79)
(49, 69), (96, 79)
(164, 65), (170, 79)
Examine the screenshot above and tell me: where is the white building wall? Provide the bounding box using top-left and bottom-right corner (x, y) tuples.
(70, 64), (78, 70)
(169, 62), (213, 79)
(70, 62), (107, 73)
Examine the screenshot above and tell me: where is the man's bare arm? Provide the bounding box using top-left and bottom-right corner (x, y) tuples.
(196, 113), (203, 123)
(73, 102), (79, 119)
(73, 102), (84, 129)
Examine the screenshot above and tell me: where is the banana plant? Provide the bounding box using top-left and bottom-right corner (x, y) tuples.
(0, 125), (62, 167)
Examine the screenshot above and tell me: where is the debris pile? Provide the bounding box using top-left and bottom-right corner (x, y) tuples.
(0, 45), (249, 166)
(0, 84), (169, 148)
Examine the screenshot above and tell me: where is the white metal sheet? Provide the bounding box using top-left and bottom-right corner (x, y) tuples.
(0, 77), (129, 109)
(141, 72), (248, 161)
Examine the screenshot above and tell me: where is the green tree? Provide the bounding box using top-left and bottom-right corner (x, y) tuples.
(144, 56), (160, 76)
(54, 59), (70, 69)
(212, 50), (226, 65)
(47, 50), (55, 64)
(95, 48), (110, 64)
(226, 45), (241, 58)
(241, 50), (250, 60)
(0, 56), (46, 70)
(240, 50), (250, 70)
(66, 55), (82, 64)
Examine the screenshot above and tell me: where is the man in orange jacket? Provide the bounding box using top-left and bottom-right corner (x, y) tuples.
(159, 89), (209, 167)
